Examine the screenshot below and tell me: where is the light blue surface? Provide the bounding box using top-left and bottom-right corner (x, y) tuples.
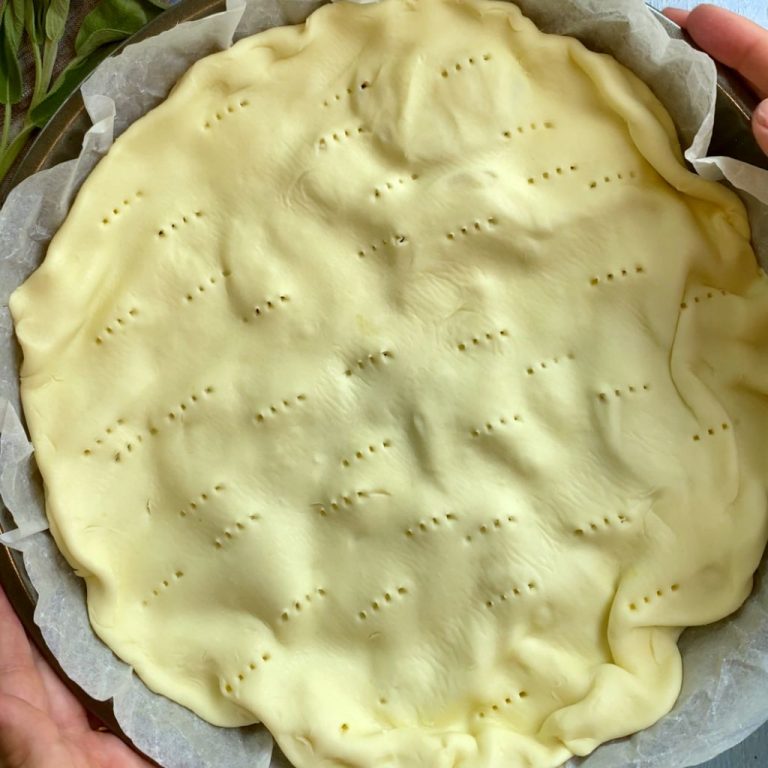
(645, 1), (768, 765)
(649, 0), (768, 26)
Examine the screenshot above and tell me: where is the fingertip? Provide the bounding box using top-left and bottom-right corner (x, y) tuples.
(662, 7), (690, 27)
(680, 5), (768, 98)
(752, 100), (768, 156)
(682, 4), (721, 39)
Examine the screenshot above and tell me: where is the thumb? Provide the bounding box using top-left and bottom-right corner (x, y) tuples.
(752, 99), (768, 156)
(0, 693), (72, 768)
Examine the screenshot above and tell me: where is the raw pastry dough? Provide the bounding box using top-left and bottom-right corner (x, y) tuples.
(10, 0), (768, 766)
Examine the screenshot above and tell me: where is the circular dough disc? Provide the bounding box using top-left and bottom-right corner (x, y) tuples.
(10, 0), (768, 766)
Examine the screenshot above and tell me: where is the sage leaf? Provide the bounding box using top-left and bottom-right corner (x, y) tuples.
(75, 0), (165, 58)
(28, 44), (119, 128)
(45, 0), (71, 42)
(0, 2), (24, 104)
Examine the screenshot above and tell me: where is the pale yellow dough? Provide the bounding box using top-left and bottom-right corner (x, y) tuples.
(10, 0), (768, 766)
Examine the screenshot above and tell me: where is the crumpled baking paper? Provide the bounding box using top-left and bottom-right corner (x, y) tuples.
(0, 1), (767, 767)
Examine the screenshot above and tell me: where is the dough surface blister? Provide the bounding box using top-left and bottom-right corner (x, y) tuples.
(10, 1), (768, 766)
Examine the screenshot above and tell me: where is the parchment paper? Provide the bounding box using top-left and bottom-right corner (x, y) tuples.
(1, 1), (767, 767)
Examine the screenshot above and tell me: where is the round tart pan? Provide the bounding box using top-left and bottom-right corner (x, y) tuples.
(0, 2), (765, 763)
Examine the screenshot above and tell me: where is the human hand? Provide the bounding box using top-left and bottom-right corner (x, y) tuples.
(0, 583), (152, 768)
(663, 4), (768, 155)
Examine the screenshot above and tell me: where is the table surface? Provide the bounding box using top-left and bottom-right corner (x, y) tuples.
(9, 2), (768, 767)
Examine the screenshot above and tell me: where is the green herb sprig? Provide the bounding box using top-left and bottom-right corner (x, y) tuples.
(0, 0), (171, 183)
